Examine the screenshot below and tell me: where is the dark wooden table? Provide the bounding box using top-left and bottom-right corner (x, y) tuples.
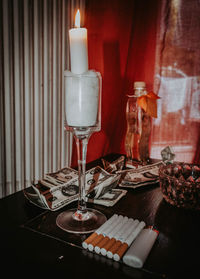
(0, 154), (199, 278)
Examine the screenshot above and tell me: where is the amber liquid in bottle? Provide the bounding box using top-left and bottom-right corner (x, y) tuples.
(125, 97), (142, 162)
(125, 82), (151, 164)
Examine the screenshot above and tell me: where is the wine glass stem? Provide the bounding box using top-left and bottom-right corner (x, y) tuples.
(75, 134), (89, 218)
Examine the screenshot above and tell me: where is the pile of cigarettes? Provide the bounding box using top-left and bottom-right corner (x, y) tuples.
(82, 214), (159, 268)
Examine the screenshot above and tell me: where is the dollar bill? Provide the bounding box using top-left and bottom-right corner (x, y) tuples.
(86, 173), (121, 199)
(40, 183), (79, 210)
(86, 189), (127, 207)
(119, 161), (165, 189)
(39, 167), (78, 189)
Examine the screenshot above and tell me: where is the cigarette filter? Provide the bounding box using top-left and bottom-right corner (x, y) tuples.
(106, 219), (138, 259)
(100, 216), (129, 255)
(94, 215), (124, 254)
(123, 227), (159, 268)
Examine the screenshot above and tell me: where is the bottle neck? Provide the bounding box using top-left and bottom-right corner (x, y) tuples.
(134, 87), (147, 97)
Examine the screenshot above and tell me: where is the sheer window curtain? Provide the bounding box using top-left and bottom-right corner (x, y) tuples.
(151, 0), (200, 163)
(0, 0), (84, 198)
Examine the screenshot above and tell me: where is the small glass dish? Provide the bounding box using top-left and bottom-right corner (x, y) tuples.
(159, 163), (200, 210)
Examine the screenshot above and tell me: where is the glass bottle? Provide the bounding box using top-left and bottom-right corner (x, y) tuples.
(125, 81), (151, 165)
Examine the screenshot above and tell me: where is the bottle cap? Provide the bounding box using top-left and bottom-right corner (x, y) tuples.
(134, 81), (146, 89)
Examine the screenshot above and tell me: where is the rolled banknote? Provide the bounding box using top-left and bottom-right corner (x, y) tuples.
(161, 146), (175, 163)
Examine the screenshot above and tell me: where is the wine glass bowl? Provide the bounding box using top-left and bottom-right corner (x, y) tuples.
(56, 70), (107, 233)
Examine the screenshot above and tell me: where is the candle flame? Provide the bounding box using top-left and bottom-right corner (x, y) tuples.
(75, 9), (80, 28)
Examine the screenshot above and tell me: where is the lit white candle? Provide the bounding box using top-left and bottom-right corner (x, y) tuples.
(69, 10), (88, 74)
(65, 10), (101, 127)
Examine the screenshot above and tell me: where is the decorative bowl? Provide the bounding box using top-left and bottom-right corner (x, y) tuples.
(159, 163), (200, 210)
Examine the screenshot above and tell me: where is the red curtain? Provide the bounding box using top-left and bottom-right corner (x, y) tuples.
(71, 0), (160, 167)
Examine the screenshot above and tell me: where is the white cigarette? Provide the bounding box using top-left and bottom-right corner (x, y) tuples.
(100, 216), (129, 256)
(125, 221), (146, 246)
(123, 227), (159, 268)
(118, 219), (139, 243)
(106, 219), (139, 259)
(113, 221), (146, 261)
(87, 214), (118, 251)
(82, 214), (117, 249)
(94, 215), (124, 254)
(114, 218), (134, 240)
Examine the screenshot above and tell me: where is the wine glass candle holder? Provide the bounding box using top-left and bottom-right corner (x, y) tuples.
(56, 70), (107, 233)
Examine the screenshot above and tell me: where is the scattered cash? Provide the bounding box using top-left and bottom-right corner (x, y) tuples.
(24, 166), (125, 211)
(24, 157), (167, 210)
(119, 161), (165, 189)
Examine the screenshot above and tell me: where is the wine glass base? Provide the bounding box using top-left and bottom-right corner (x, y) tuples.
(56, 208), (107, 234)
